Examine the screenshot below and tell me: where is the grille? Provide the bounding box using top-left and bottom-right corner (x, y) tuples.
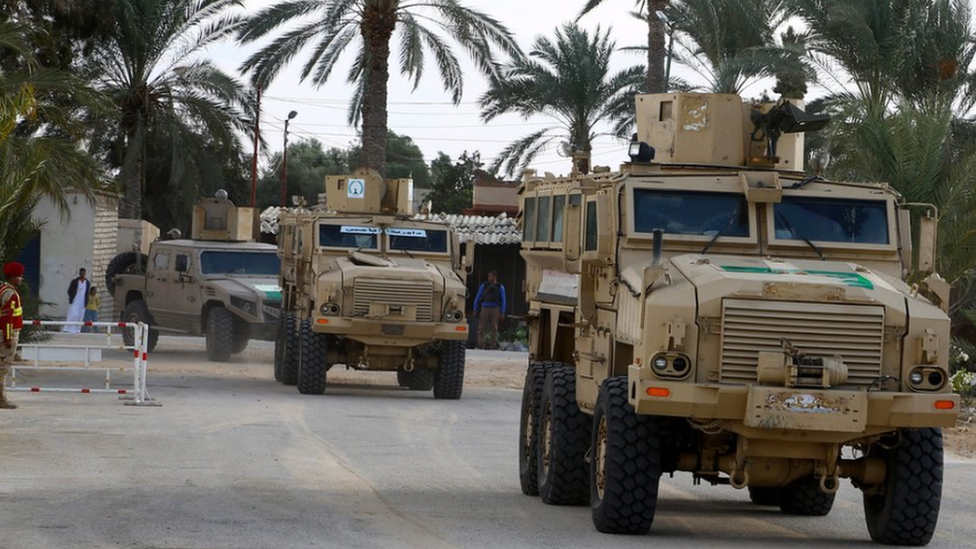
(721, 299), (885, 387)
(353, 278), (433, 322)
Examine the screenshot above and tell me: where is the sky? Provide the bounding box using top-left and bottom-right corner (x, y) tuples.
(202, 1), (822, 179)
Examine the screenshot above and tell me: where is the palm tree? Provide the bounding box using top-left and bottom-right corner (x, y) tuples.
(88, 0), (253, 220)
(0, 21), (106, 260)
(666, 0), (789, 94)
(578, 0), (668, 93)
(237, 0), (521, 174)
(479, 23), (644, 177)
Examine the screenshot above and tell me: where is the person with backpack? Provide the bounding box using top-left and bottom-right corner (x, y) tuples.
(473, 270), (506, 350)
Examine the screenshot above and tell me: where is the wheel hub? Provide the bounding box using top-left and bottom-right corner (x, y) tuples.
(595, 415), (608, 500)
(541, 403), (552, 475)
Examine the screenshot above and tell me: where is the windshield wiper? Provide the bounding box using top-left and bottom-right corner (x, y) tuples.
(775, 211), (825, 260)
(701, 202), (743, 255)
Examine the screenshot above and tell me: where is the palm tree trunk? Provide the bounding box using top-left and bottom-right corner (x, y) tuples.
(119, 147), (143, 220)
(647, 0), (668, 93)
(359, 3), (398, 173)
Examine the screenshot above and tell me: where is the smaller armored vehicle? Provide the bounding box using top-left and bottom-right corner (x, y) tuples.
(275, 169), (471, 399)
(108, 193), (282, 361)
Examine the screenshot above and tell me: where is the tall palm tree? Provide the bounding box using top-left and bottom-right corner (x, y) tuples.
(88, 0), (253, 220)
(578, 0), (668, 93)
(237, 0), (521, 174)
(0, 21), (105, 260)
(479, 23), (644, 177)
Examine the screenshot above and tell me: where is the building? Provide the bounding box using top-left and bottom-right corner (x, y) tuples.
(28, 190), (119, 320)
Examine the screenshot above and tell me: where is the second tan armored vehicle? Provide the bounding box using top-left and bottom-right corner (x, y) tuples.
(274, 169), (471, 399)
(108, 193), (281, 362)
(518, 93), (959, 545)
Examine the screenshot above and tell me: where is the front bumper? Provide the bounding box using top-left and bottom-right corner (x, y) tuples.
(628, 365), (959, 441)
(311, 316), (468, 346)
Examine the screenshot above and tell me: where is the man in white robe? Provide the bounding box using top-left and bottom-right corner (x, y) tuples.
(63, 268), (89, 333)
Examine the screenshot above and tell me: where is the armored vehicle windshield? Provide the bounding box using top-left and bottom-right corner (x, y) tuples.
(200, 250), (280, 276)
(773, 196), (889, 244)
(633, 189), (750, 237)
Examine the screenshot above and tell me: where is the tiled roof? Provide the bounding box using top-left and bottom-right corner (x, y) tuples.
(414, 212), (521, 245)
(260, 207), (521, 245)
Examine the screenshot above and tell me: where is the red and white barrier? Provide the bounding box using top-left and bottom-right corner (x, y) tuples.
(7, 320), (157, 406)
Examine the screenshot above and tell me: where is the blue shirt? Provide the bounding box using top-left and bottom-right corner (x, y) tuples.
(473, 281), (506, 315)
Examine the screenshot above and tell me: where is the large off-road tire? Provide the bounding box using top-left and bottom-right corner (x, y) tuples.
(297, 319), (328, 395)
(205, 307), (234, 362)
(863, 428), (943, 546)
(749, 486), (782, 506)
(105, 251), (148, 295)
(433, 340), (465, 400)
(519, 361), (564, 496)
(397, 367), (434, 391)
(280, 313), (300, 385)
(231, 319), (250, 354)
(121, 299), (159, 352)
(537, 365), (590, 506)
(591, 376), (661, 534)
(273, 316), (286, 382)
(779, 477), (835, 516)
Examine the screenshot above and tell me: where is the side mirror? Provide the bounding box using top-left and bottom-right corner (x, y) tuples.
(461, 241), (475, 274)
(581, 190), (614, 266)
(564, 193), (583, 265)
(897, 208), (912, 274)
(918, 214), (938, 275)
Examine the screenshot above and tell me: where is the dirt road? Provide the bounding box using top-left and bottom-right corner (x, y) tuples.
(0, 335), (974, 549)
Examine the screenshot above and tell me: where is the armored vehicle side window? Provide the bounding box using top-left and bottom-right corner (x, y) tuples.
(153, 252), (170, 270)
(773, 197), (889, 244)
(175, 254), (190, 273)
(536, 196), (551, 242)
(552, 195), (565, 243)
(388, 228), (448, 253)
(318, 224), (379, 249)
(633, 189), (749, 237)
(523, 197), (537, 242)
(200, 251), (280, 275)
(585, 200), (598, 251)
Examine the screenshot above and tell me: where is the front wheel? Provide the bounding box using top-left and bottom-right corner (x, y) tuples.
(280, 313), (300, 385)
(297, 319), (328, 395)
(121, 299), (159, 352)
(205, 307), (234, 362)
(863, 428), (944, 546)
(433, 340), (465, 400)
(591, 376), (661, 534)
(519, 361), (561, 496)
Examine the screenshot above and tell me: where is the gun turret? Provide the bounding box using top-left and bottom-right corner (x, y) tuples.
(632, 93), (830, 171)
(324, 168), (414, 215)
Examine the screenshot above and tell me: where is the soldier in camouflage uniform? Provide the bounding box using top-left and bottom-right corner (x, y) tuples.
(0, 262), (25, 409)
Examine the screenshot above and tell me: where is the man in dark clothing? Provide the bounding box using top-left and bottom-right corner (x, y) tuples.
(64, 268), (89, 333)
(473, 270), (506, 350)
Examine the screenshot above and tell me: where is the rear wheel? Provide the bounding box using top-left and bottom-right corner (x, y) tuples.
(397, 367), (434, 391)
(297, 319), (328, 395)
(537, 365), (590, 506)
(519, 361), (562, 496)
(121, 299), (159, 352)
(591, 376), (661, 534)
(205, 307), (234, 362)
(863, 428), (943, 546)
(433, 340), (465, 400)
(779, 477), (835, 516)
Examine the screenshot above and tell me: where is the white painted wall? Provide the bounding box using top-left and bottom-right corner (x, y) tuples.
(32, 191), (118, 320)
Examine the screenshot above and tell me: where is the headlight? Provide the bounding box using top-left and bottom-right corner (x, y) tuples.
(230, 296), (256, 314)
(319, 302), (340, 315)
(652, 356), (668, 371)
(650, 353), (692, 378)
(908, 366), (947, 391)
(910, 371), (924, 385)
(444, 309), (464, 322)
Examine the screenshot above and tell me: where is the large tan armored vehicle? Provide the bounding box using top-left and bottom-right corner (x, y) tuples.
(108, 193), (281, 361)
(518, 93), (959, 545)
(273, 169), (471, 399)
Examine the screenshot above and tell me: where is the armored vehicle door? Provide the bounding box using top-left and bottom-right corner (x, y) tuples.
(146, 249), (173, 321)
(171, 251), (200, 321)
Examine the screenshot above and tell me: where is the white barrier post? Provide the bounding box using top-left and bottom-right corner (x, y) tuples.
(9, 320), (159, 406)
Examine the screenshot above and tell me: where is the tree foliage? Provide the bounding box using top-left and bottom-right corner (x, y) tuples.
(426, 151), (481, 215)
(258, 138), (350, 209)
(578, 0), (668, 94)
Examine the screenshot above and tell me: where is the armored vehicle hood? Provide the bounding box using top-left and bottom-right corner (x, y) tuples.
(669, 254), (913, 321)
(207, 276), (282, 302)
